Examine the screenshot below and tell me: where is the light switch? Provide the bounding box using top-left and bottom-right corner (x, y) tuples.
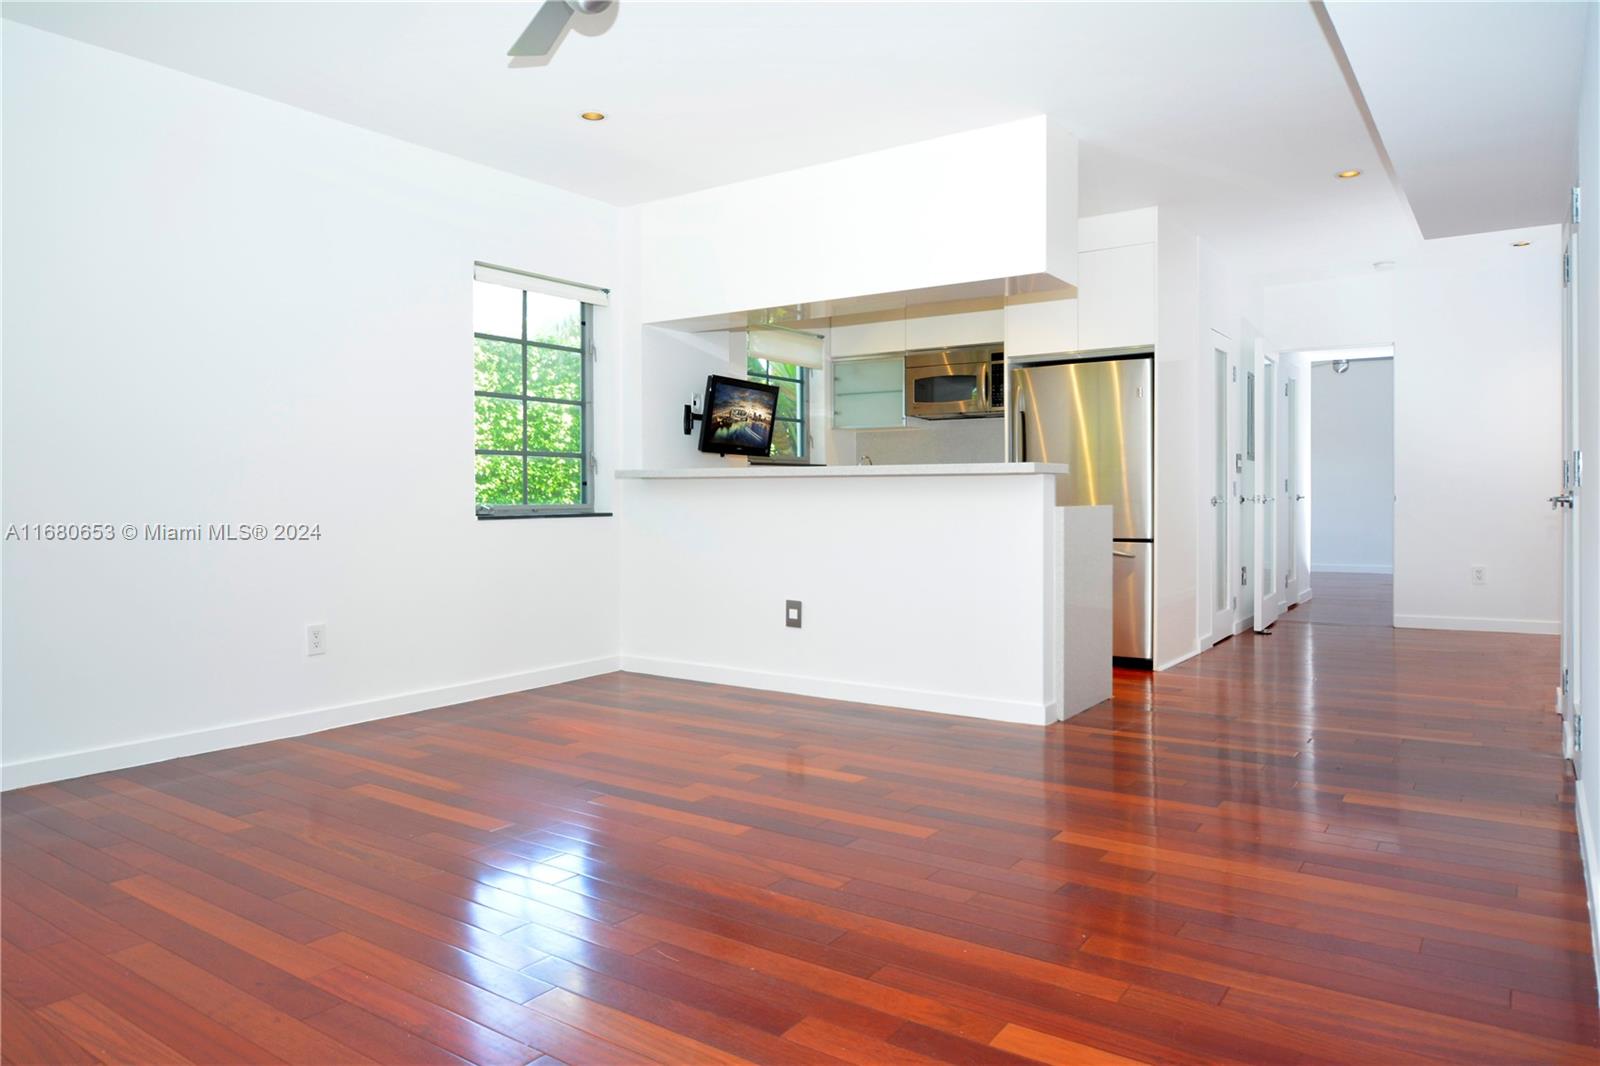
(785, 600), (802, 628)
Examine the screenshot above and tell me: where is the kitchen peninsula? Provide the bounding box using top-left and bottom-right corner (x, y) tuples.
(616, 462), (1111, 725)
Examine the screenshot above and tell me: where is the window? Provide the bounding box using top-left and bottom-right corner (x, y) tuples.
(746, 355), (808, 461)
(473, 270), (596, 515)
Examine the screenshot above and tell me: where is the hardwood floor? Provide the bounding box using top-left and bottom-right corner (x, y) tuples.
(4, 598), (1596, 1063)
(1279, 571), (1395, 627)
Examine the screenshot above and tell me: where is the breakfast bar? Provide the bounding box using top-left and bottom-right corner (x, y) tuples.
(615, 462), (1112, 725)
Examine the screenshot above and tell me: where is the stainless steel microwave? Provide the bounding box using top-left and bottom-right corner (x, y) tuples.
(904, 345), (1005, 419)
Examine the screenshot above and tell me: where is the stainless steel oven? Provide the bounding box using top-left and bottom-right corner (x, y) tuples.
(904, 345), (1004, 419)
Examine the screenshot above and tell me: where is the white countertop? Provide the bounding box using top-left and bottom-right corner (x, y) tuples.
(616, 461), (1068, 480)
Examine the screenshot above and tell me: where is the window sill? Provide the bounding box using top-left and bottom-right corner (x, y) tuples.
(476, 511), (614, 521)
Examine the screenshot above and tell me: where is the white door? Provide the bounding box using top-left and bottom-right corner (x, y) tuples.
(1210, 336), (1239, 643)
(1254, 349), (1282, 631)
(1237, 353), (1257, 631)
(1280, 374), (1301, 609)
(1560, 221), (1582, 763)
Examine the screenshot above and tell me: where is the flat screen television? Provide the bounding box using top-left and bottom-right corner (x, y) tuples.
(698, 374), (781, 457)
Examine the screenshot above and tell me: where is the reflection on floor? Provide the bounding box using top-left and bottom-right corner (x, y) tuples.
(2, 580), (1594, 1063)
(1280, 569), (1395, 627)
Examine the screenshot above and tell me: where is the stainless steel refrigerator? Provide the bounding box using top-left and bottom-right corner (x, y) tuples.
(1012, 349), (1154, 667)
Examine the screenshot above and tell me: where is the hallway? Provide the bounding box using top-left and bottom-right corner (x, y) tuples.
(1278, 571), (1394, 627)
(3, 587), (1596, 1063)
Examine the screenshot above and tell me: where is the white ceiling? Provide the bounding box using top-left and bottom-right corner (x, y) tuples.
(1, 1), (1447, 284)
(1326, 0), (1591, 239)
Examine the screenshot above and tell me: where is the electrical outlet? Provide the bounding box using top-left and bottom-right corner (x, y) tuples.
(306, 623), (327, 656)
(785, 600), (802, 629)
(1470, 566), (1487, 587)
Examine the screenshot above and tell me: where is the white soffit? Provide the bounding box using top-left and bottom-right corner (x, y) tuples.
(1325, 0), (1591, 239)
(5, 1), (1416, 285)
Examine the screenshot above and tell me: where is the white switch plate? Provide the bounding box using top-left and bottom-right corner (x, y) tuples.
(1470, 566), (1487, 586)
(307, 623), (327, 655)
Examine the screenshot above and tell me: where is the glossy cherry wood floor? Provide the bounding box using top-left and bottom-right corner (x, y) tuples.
(4, 593), (1597, 1063)
(1277, 571), (1395, 627)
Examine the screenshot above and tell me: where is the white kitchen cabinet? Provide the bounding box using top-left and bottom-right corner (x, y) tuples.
(904, 308), (1002, 349)
(832, 354), (905, 429)
(1004, 296), (1079, 357)
(830, 320), (908, 358)
(1077, 243), (1157, 350)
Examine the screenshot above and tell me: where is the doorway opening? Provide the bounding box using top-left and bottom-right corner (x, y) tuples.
(1287, 346), (1395, 627)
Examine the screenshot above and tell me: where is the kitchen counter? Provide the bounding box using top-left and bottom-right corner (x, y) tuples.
(616, 463), (1110, 726)
(617, 462), (1068, 480)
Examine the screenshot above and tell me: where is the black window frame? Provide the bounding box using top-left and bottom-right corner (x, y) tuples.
(474, 290), (594, 517)
(746, 356), (808, 462)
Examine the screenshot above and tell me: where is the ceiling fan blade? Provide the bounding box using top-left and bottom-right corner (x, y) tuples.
(508, 0), (575, 58)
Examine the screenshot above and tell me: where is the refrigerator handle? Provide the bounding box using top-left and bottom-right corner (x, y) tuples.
(1017, 408), (1027, 463)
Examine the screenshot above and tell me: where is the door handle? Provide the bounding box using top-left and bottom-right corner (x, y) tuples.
(1112, 549), (1136, 559)
(1210, 496), (1222, 507)
(1295, 494), (1307, 501)
(1550, 493), (1575, 509)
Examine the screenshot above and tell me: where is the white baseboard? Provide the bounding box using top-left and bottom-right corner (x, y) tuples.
(1312, 563), (1394, 574)
(1575, 778), (1600, 1002)
(0, 655), (622, 791)
(1296, 587), (1314, 605)
(619, 655), (1052, 726)
(1393, 614), (1561, 636)
(1155, 646), (1201, 672)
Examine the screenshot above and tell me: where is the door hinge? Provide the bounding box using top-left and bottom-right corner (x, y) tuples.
(1575, 712), (1583, 751)
(1564, 252), (1571, 286)
(1231, 595), (1237, 610)
(1562, 667), (1570, 695)
(1240, 566), (1248, 587)
(1573, 186), (1582, 225)
(1284, 383), (1289, 397)
(1231, 366), (1237, 383)
(1575, 450), (1584, 489)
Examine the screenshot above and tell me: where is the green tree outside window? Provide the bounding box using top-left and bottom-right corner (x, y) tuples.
(473, 282), (589, 511)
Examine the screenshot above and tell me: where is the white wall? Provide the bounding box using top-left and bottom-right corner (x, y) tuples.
(1155, 213), (1202, 668)
(1393, 227), (1563, 634)
(635, 118), (1078, 323)
(1, 24), (626, 787)
(1309, 359), (1394, 573)
(1264, 272), (1397, 352)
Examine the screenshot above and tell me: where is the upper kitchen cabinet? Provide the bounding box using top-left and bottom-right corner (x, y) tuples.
(637, 118), (1077, 324)
(1077, 243), (1157, 350)
(832, 354), (905, 429)
(904, 308), (1002, 349)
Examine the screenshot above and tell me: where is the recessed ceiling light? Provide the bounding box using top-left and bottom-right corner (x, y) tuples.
(580, 111), (606, 122)
(1336, 169), (1362, 179)
(1512, 240), (1531, 248)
